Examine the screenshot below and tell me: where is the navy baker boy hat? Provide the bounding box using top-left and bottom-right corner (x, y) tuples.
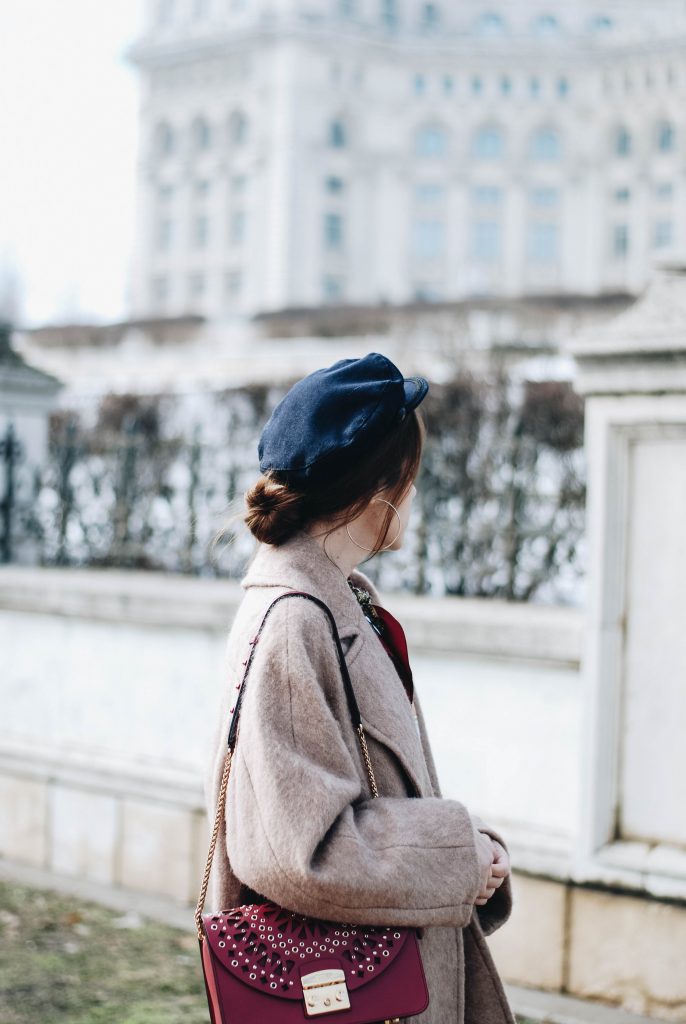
(258, 352), (429, 486)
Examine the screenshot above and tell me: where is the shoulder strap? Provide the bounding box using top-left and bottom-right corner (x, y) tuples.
(195, 589), (379, 941)
(227, 590), (364, 749)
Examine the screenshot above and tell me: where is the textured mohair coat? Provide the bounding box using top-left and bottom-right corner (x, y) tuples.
(205, 529), (516, 1024)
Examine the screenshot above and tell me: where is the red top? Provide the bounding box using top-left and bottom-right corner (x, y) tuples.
(347, 580), (418, 734)
(370, 604), (414, 705)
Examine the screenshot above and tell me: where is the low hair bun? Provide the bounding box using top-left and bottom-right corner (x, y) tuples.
(244, 474), (308, 545)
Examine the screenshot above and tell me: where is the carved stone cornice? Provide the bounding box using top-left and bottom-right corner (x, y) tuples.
(566, 258), (686, 395)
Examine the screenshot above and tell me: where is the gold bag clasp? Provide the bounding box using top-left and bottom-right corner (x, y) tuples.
(300, 968), (350, 1016)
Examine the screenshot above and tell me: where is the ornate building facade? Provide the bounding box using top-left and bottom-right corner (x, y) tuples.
(128, 1), (686, 318)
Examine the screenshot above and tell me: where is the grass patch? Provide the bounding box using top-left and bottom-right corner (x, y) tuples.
(0, 879), (537, 1023)
(0, 880), (207, 1024)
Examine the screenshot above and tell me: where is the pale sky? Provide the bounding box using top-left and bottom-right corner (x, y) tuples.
(0, 1), (144, 327)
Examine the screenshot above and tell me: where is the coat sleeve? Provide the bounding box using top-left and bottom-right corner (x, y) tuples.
(224, 597), (484, 928)
(470, 813), (514, 936)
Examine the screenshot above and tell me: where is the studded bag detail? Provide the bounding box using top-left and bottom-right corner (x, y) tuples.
(195, 590), (430, 1024)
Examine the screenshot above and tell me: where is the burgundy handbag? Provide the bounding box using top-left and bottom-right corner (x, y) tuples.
(195, 590), (430, 1024)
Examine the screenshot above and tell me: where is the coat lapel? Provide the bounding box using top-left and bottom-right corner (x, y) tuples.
(349, 631), (434, 798)
(241, 531), (434, 799)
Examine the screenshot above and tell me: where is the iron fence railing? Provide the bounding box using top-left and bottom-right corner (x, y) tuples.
(0, 375), (587, 603)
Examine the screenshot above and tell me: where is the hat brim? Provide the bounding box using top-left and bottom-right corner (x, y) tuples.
(403, 376), (429, 411)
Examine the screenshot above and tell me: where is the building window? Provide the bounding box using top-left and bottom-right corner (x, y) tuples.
(413, 282), (443, 301)
(224, 269), (243, 299)
(614, 126), (632, 157)
(329, 119), (347, 148)
(527, 222), (559, 263)
(530, 186), (559, 207)
(612, 224), (629, 259)
(590, 14), (613, 32)
(157, 0), (175, 27)
(326, 176), (345, 194)
(231, 174), (247, 194)
(193, 213), (209, 248)
(413, 74), (426, 96)
(656, 121), (676, 153)
(381, 0), (398, 31)
(229, 210), (246, 245)
(614, 187), (631, 203)
(188, 272), (205, 297)
(195, 179), (211, 198)
(655, 181), (674, 201)
(476, 12), (506, 36)
(472, 125), (504, 160)
(530, 127), (561, 161)
(415, 182), (445, 203)
(420, 3), (440, 30)
(415, 124), (448, 158)
(472, 185), (502, 206)
(156, 217), (173, 250)
(151, 275), (169, 302)
(533, 14), (559, 37)
(471, 76), (483, 95)
(557, 77), (570, 98)
(323, 275), (344, 301)
(500, 76), (512, 96)
(443, 75), (454, 95)
(324, 213), (344, 249)
(338, 0), (355, 18)
(412, 219), (444, 259)
(191, 116), (211, 153)
(154, 121), (175, 159)
(227, 111), (248, 146)
(529, 76), (541, 98)
(653, 221), (673, 249)
(471, 220), (501, 262)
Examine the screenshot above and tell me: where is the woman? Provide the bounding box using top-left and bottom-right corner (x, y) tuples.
(205, 352), (516, 1024)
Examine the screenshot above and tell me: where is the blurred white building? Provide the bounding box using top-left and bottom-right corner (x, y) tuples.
(128, 0), (686, 319)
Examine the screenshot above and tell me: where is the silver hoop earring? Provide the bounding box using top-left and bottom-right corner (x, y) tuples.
(345, 498), (402, 553)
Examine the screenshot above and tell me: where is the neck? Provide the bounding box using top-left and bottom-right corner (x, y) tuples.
(305, 522), (368, 580)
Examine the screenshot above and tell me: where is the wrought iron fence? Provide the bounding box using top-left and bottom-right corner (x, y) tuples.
(0, 374), (586, 603)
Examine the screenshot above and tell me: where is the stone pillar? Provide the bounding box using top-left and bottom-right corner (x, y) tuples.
(567, 261), (686, 898)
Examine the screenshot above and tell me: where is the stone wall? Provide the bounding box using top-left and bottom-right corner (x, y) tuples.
(0, 564), (580, 895)
(2, 564), (685, 1019)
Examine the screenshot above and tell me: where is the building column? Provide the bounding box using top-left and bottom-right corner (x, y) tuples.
(567, 260), (686, 900)
(261, 40), (299, 311)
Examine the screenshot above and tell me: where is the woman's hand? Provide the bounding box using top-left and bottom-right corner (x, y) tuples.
(474, 835), (510, 907)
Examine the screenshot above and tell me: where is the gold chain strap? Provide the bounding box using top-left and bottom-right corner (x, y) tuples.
(195, 745), (233, 940)
(356, 724), (379, 798)
(195, 722), (379, 941)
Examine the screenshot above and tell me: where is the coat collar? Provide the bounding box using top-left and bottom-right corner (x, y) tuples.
(241, 531), (434, 798)
(241, 529), (375, 636)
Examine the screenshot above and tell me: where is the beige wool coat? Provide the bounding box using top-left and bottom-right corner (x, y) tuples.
(205, 529), (516, 1024)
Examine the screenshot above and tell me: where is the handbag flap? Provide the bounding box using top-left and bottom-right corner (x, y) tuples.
(202, 901), (411, 1000)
